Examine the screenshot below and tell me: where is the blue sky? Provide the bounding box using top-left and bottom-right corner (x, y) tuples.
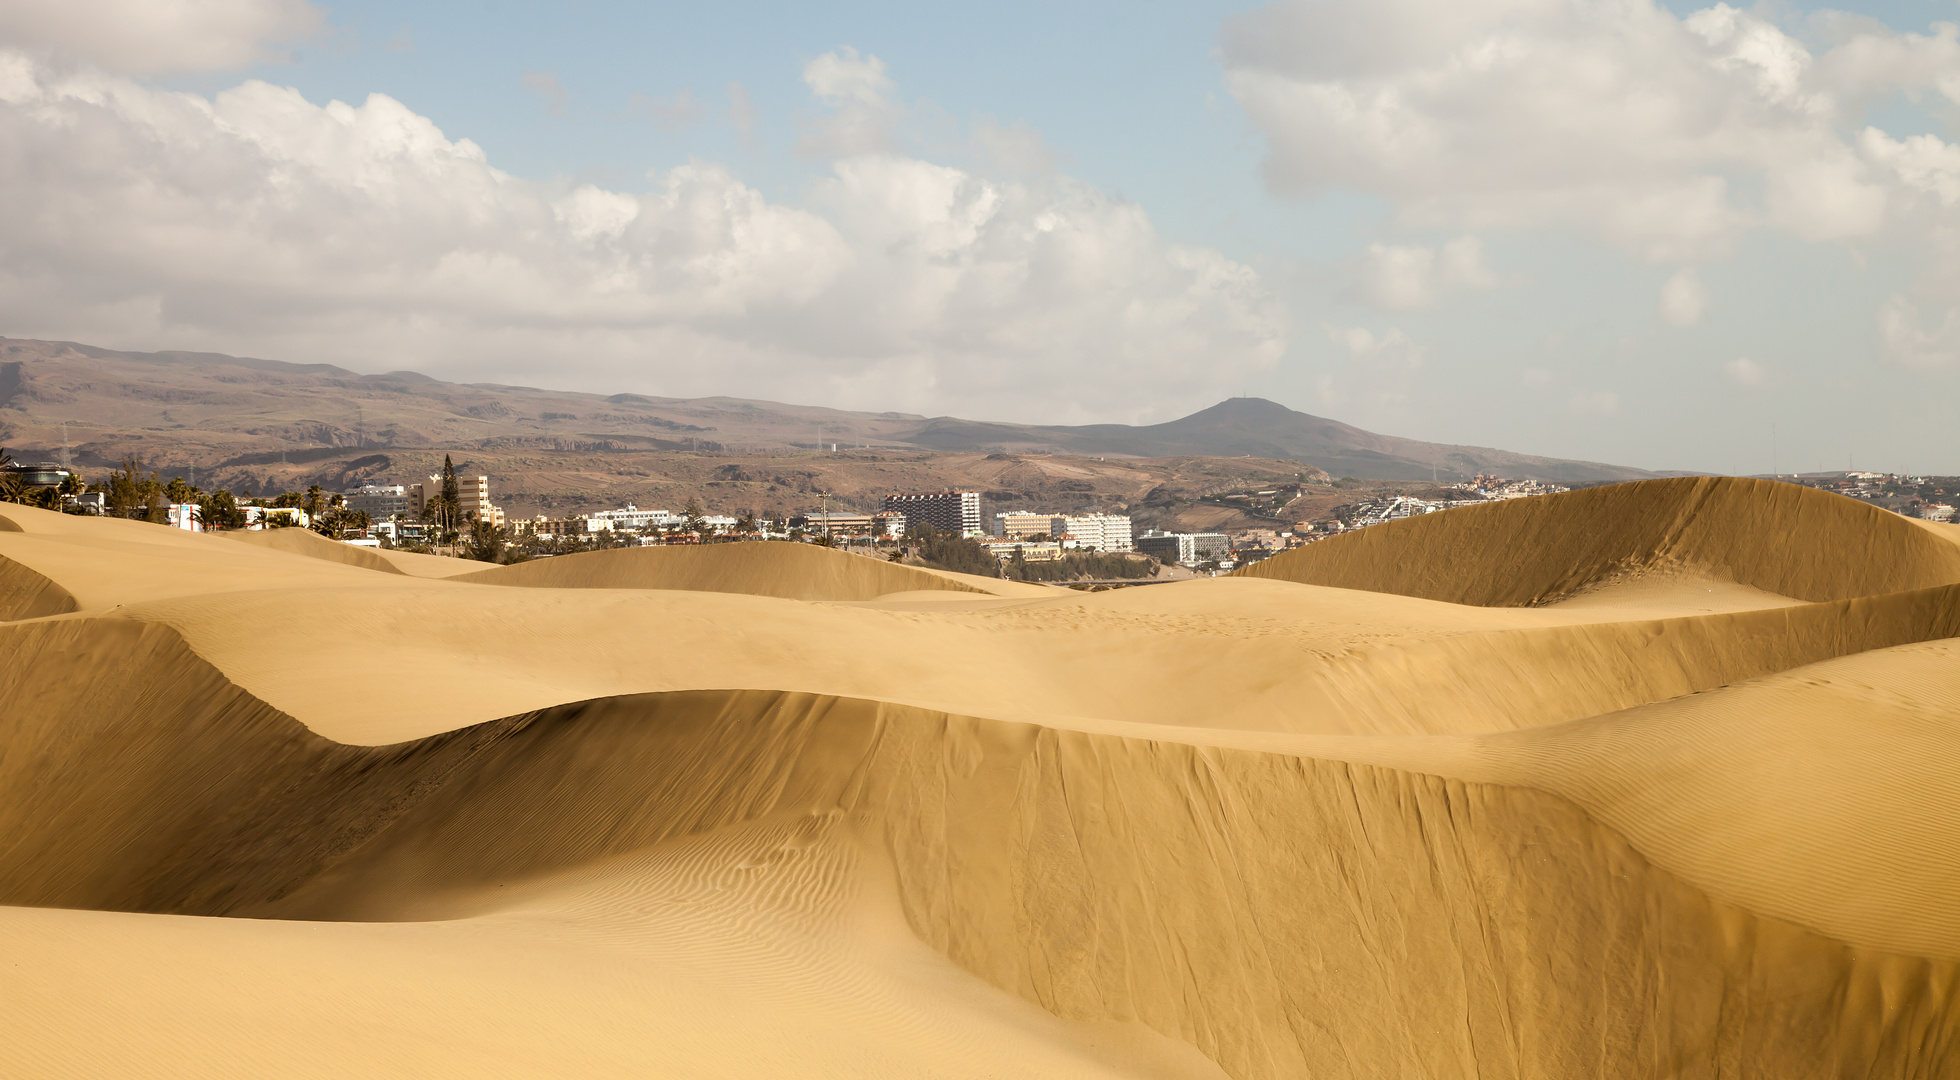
(4, 0), (1960, 472)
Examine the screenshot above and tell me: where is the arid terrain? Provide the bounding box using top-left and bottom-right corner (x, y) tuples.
(0, 338), (1661, 510)
(3, 475), (1958, 1077)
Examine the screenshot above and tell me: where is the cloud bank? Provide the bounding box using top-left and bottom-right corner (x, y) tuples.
(1225, 0), (1960, 365)
(0, 41), (1282, 422)
(0, 0), (319, 75)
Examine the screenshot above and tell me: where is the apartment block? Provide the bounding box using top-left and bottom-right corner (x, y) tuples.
(882, 491), (982, 537)
(1059, 513), (1134, 552)
(1135, 532), (1229, 565)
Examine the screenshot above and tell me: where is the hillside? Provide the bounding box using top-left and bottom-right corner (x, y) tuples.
(913, 397), (1657, 483)
(0, 337), (1656, 485)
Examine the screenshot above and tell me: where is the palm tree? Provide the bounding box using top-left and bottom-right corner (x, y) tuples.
(464, 517), (509, 562)
(0, 448), (19, 504)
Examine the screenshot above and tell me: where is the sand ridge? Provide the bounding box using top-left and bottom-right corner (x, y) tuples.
(3, 478), (1959, 1078)
(1240, 474), (1960, 605)
(453, 540), (1045, 600)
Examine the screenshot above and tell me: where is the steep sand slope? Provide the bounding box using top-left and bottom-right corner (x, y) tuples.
(5, 484), (1960, 1078)
(0, 552), (75, 620)
(455, 541), (1024, 600)
(1241, 476), (1960, 605)
(4, 638), (1956, 1076)
(1452, 637), (1960, 958)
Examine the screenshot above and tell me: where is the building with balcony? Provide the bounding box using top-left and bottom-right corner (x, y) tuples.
(409, 474), (506, 527)
(1058, 513), (1134, 552)
(992, 511), (1064, 539)
(1134, 531), (1229, 565)
(882, 490), (982, 537)
(344, 484), (413, 522)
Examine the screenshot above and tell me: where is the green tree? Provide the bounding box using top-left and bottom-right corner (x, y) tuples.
(195, 489), (247, 530)
(682, 496), (707, 541)
(0, 449), (19, 504)
(462, 517), (510, 562)
(303, 484), (327, 521)
(310, 505), (370, 540)
(107, 456), (167, 522)
(1002, 550), (1157, 583)
(164, 476), (200, 504)
(440, 456), (460, 521)
(420, 456), (463, 548)
(909, 523), (999, 577)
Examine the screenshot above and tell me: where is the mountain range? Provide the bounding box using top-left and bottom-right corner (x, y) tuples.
(0, 337), (1657, 484)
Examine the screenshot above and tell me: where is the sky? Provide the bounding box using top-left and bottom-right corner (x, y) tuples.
(2, 1), (1959, 473)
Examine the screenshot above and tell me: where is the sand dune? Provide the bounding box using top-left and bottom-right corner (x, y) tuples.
(4, 478), (1959, 1077)
(227, 525), (408, 574)
(456, 541), (1025, 600)
(1241, 475), (1960, 605)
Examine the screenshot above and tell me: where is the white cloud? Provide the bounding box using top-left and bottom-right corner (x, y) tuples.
(0, 50), (1284, 423)
(1658, 267), (1710, 327)
(1862, 128), (1960, 207)
(970, 117), (1061, 176)
(1568, 390), (1620, 417)
(1353, 235), (1498, 309)
(0, 0), (319, 75)
(627, 89), (703, 132)
(1521, 366), (1554, 387)
(1316, 324), (1425, 406)
(1724, 357), (1767, 386)
(522, 71), (568, 117)
(1878, 295), (1959, 369)
(728, 82), (758, 144)
(798, 47), (899, 157)
(1220, 0), (1936, 260)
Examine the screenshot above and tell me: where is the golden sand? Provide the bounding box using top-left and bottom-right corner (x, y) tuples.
(2, 477), (1957, 1077)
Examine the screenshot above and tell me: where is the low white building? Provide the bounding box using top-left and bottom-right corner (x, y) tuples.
(1134, 531), (1228, 565)
(587, 504), (682, 531)
(166, 503), (200, 531)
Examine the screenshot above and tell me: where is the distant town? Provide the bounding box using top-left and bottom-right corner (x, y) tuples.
(4, 448), (1952, 581)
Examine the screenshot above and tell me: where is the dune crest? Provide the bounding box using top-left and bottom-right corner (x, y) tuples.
(455, 540), (1017, 600)
(226, 527), (407, 574)
(1240, 475), (1960, 605)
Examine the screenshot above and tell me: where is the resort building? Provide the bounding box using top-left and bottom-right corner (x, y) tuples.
(1058, 513), (1134, 552)
(1134, 531), (1229, 566)
(406, 474), (505, 527)
(343, 484), (413, 522)
(992, 511), (1064, 539)
(882, 490), (982, 537)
